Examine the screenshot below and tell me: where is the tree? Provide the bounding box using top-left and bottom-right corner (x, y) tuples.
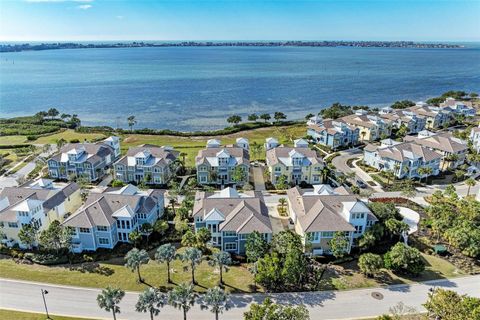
(281, 244), (308, 287)
(329, 232), (349, 259)
(127, 115), (137, 131)
(278, 198), (287, 215)
(135, 288), (165, 320)
(128, 230), (142, 247)
(423, 288), (480, 320)
(125, 248), (150, 283)
(97, 287), (125, 320)
(196, 227), (212, 250)
(384, 243), (425, 276)
(18, 223), (39, 249)
(208, 251), (232, 285)
(320, 102), (353, 119)
(153, 220), (169, 236)
(244, 298), (310, 320)
(201, 286), (230, 320)
(168, 283), (197, 320)
(385, 218), (410, 241)
(56, 138), (67, 149)
(231, 166), (246, 184)
(155, 243), (177, 283)
(390, 100), (415, 110)
(140, 223), (154, 247)
(248, 114), (258, 122)
(358, 231), (376, 252)
(358, 253), (383, 277)
(180, 247), (203, 284)
(226, 115), (242, 126)
(38, 220), (73, 253)
(255, 252), (283, 292)
(465, 178), (476, 196)
(259, 113), (271, 123)
(305, 113), (315, 120)
(47, 107), (59, 119)
(245, 231), (269, 262)
(275, 174), (288, 190)
(181, 229), (198, 247)
(60, 113), (71, 120)
(273, 112), (287, 123)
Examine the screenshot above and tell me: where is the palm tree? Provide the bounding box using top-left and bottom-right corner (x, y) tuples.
(140, 223), (154, 247)
(465, 178), (476, 196)
(155, 243), (177, 283)
(443, 154), (459, 171)
(180, 247), (203, 284)
(97, 287), (125, 320)
(278, 198), (287, 215)
(179, 152), (187, 165)
(321, 167), (330, 182)
(127, 115), (137, 131)
(135, 288), (166, 320)
(128, 230), (142, 247)
(125, 248), (150, 282)
(201, 287), (230, 320)
(168, 283), (197, 320)
(418, 167), (428, 184)
(208, 251), (232, 285)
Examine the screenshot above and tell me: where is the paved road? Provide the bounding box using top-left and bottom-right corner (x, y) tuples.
(1, 276), (479, 320)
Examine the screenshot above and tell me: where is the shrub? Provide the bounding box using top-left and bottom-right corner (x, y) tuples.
(70, 138), (80, 143)
(26, 135), (38, 141)
(24, 253), (69, 265)
(111, 179), (125, 187)
(358, 253), (383, 277)
(384, 243), (425, 276)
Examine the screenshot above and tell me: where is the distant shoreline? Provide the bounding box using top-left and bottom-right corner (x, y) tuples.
(0, 40), (463, 53)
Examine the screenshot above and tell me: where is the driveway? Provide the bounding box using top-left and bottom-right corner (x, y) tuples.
(1, 276), (479, 319)
(252, 165), (266, 191)
(397, 207), (420, 234)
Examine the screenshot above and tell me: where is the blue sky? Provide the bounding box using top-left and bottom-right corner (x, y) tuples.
(0, 0), (479, 41)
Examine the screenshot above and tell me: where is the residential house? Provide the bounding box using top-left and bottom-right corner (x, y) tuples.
(264, 137), (279, 151)
(192, 187), (272, 254)
(341, 110), (392, 141)
(379, 107), (426, 134)
(364, 139), (442, 179)
(48, 136), (120, 182)
(440, 98), (476, 117)
(196, 139), (250, 186)
(307, 116), (359, 149)
(287, 186), (377, 255)
(404, 131), (468, 170)
(114, 145), (179, 185)
(62, 184), (164, 252)
(266, 138), (325, 185)
(408, 102), (451, 129)
(0, 179), (81, 248)
(470, 124), (480, 153)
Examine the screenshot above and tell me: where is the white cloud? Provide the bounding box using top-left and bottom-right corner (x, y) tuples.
(77, 4), (92, 9)
(116, 15), (124, 20)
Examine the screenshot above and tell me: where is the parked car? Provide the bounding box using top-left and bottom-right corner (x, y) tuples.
(356, 179), (367, 188)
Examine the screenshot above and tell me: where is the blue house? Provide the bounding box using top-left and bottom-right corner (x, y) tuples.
(192, 187), (272, 254)
(307, 116), (359, 150)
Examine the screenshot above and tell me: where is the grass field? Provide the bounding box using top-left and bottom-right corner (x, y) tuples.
(121, 123), (306, 166)
(0, 310), (93, 320)
(35, 130), (107, 144)
(0, 135), (28, 146)
(0, 254), (256, 293)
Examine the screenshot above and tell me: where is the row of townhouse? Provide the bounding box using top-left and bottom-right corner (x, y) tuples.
(363, 130), (468, 179)
(192, 185), (377, 256)
(62, 184), (164, 252)
(48, 136), (121, 183)
(265, 138), (325, 185)
(196, 139), (250, 186)
(307, 99), (476, 150)
(0, 179), (82, 248)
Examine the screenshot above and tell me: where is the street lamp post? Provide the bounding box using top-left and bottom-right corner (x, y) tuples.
(41, 289), (51, 319)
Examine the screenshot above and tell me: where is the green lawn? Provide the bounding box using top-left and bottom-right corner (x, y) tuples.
(121, 123), (306, 167)
(0, 255), (256, 293)
(35, 130), (107, 144)
(0, 309), (94, 320)
(0, 135), (27, 146)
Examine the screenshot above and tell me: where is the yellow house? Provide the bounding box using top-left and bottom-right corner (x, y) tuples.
(0, 179), (81, 248)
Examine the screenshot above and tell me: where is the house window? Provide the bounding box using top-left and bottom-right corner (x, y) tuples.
(98, 238), (110, 245)
(308, 232), (320, 242)
(8, 222), (18, 228)
(239, 234), (248, 240)
(224, 242), (237, 251)
(223, 231), (236, 237)
(154, 176), (161, 183)
(200, 176), (207, 183)
(321, 231), (334, 238)
(195, 217), (202, 223)
(275, 167), (281, 172)
(354, 225), (363, 234)
(97, 226), (108, 232)
(79, 227), (90, 233)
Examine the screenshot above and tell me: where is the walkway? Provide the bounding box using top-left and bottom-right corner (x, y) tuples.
(0, 276), (479, 319)
(252, 165), (266, 191)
